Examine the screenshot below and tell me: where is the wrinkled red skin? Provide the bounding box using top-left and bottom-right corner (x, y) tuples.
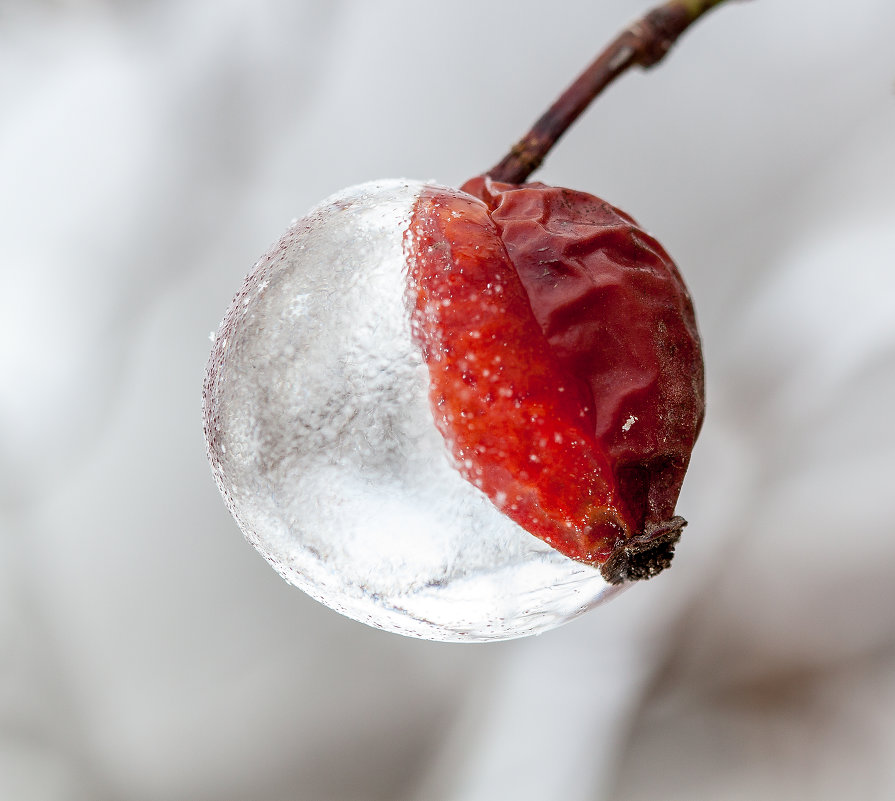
(405, 177), (704, 581)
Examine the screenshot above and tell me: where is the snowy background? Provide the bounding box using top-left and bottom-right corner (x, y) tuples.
(2, 0), (894, 799)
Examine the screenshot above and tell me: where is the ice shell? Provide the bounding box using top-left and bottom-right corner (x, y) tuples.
(203, 179), (622, 642)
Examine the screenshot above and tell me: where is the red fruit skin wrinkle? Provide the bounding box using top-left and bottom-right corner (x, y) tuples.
(466, 177), (705, 533)
(406, 180), (705, 582)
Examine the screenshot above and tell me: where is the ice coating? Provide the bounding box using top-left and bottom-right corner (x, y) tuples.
(203, 180), (621, 642)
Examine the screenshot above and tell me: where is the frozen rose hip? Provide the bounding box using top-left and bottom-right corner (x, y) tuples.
(405, 178), (704, 583)
(204, 176), (703, 641)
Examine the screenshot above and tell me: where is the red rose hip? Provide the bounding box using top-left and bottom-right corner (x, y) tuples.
(405, 178), (704, 583)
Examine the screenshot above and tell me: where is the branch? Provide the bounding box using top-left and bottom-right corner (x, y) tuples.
(486, 0), (735, 184)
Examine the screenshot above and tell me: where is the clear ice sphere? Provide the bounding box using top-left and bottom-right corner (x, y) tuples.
(203, 179), (622, 642)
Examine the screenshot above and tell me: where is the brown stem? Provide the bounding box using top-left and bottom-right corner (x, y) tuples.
(486, 0), (735, 184)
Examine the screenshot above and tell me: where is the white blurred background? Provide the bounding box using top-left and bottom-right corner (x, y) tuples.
(2, 1), (894, 799)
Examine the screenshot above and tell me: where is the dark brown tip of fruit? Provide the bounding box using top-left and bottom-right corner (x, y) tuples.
(600, 516), (686, 585)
